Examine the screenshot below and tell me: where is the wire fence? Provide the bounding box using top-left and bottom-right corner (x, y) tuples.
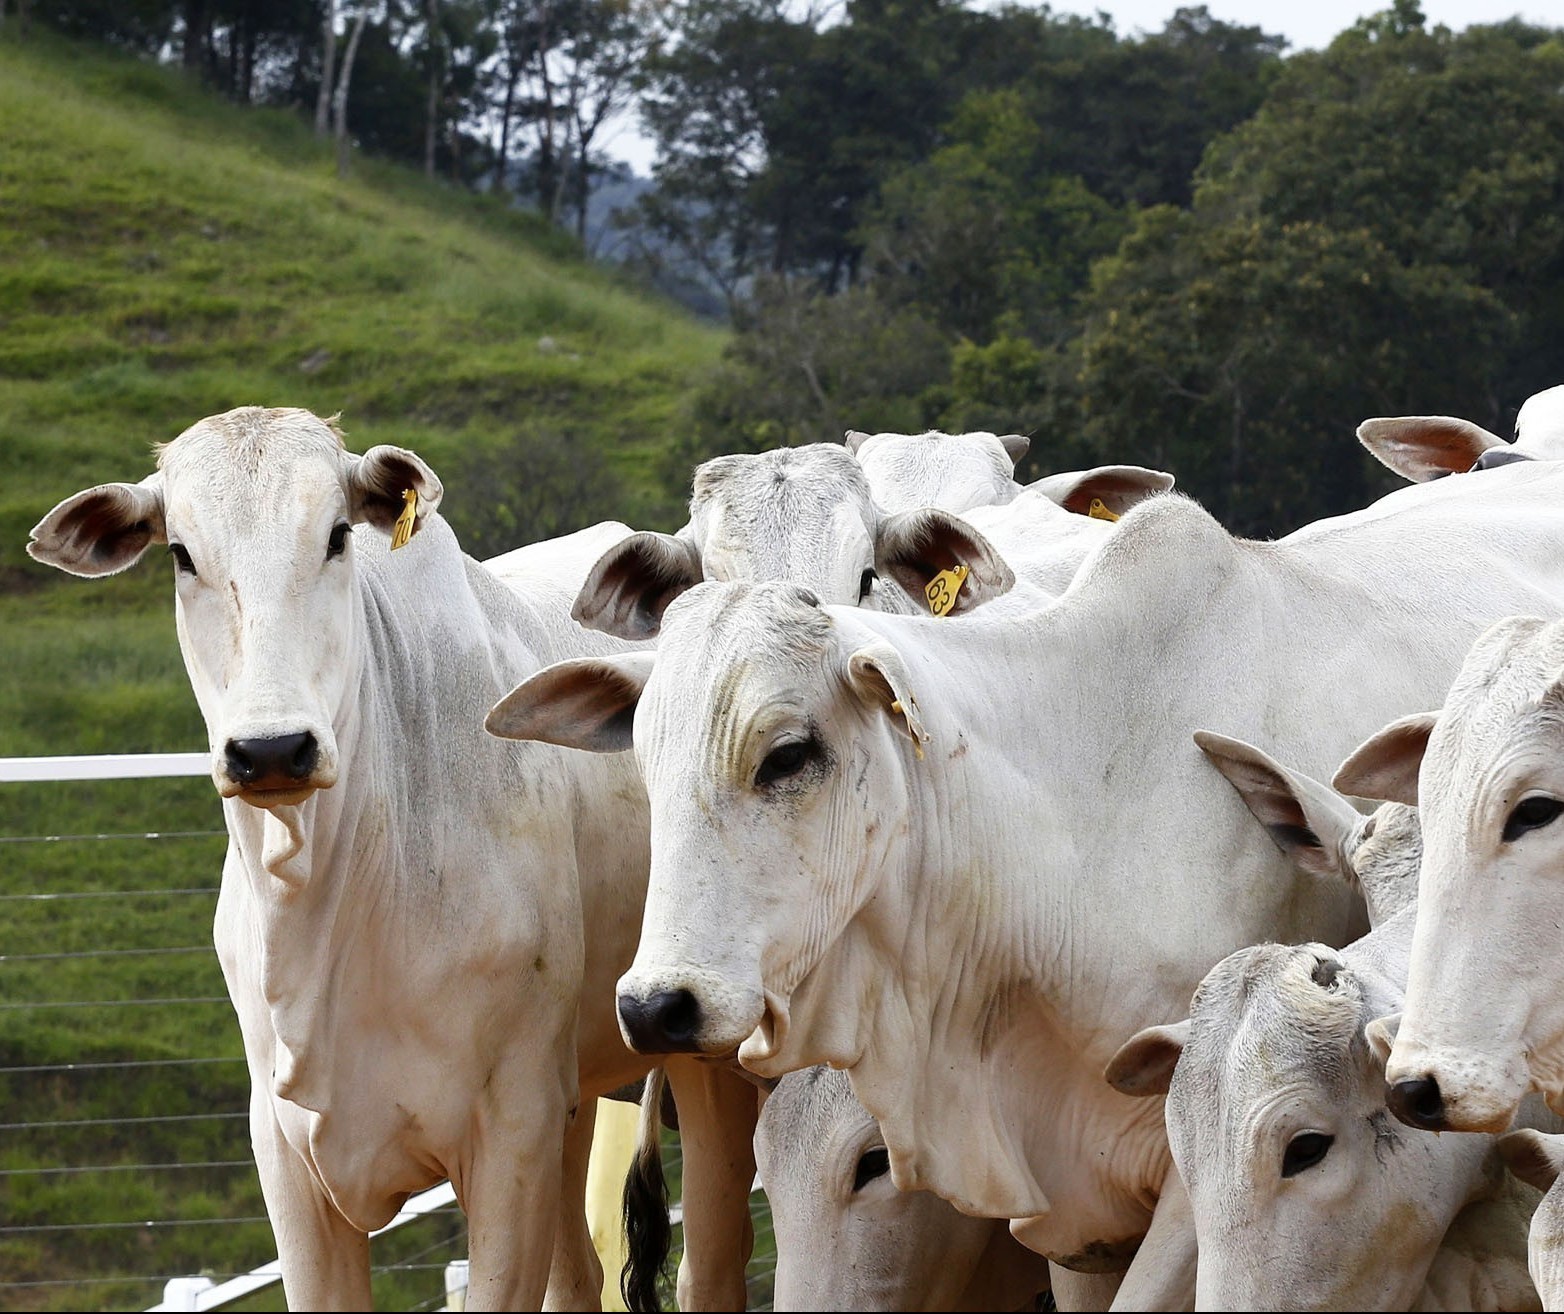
(0, 758), (776, 1311)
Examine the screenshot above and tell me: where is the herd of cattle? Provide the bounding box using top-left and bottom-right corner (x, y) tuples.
(24, 386), (1564, 1312)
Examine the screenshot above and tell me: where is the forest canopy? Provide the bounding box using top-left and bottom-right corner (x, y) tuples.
(14, 0), (1564, 534)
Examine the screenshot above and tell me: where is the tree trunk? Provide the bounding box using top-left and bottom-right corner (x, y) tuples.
(534, 2), (559, 221)
(240, 10), (257, 103)
(423, 0), (441, 178)
(315, 0), (337, 138)
(182, 0), (206, 70)
(494, 63), (519, 195)
(333, 4), (371, 179)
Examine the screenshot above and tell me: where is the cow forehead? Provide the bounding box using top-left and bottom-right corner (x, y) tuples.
(760, 1067), (874, 1163)
(1516, 385), (1564, 456)
(157, 406), (347, 517)
(1425, 618), (1564, 802)
(857, 430), (1011, 499)
(647, 582), (841, 764)
(1179, 944), (1366, 1118)
(694, 444), (876, 527)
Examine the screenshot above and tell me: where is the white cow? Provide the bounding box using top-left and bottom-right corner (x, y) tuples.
(573, 440), (1172, 635)
(485, 460), (1564, 1289)
(1338, 615), (1564, 1144)
(1358, 384), (1564, 482)
(847, 427), (1173, 533)
(755, 1065), (1052, 1311)
(27, 408), (757, 1311)
(1499, 1131), (1564, 1310)
(1109, 734), (1539, 1310)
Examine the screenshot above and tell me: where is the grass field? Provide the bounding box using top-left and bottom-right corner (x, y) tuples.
(0, 24), (749, 1311)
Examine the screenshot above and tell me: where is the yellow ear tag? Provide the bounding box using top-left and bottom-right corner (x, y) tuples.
(924, 564), (969, 617)
(390, 488), (418, 551)
(889, 699), (926, 761)
(1087, 497), (1120, 522)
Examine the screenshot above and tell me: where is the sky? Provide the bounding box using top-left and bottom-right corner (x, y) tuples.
(599, 0), (1564, 173)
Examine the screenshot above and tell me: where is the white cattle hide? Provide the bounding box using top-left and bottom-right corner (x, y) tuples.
(1338, 615), (1564, 1145)
(487, 461), (1564, 1277)
(1500, 1130), (1564, 1310)
(26, 409), (757, 1311)
(846, 428), (1029, 514)
(756, 1066), (1051, 1311)
(1358, 383), (1564, 482)
(1109, 736), (1538, 1310)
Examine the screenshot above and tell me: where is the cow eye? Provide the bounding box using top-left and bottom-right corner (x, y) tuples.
(858, 568), (877, 602)
(756, 738), (817, 787)
(326, 522), (351, 561)
(1281, 1131), (1333, 1178)
(1502, 796), (1564, 843)
(168, 542), (197, 577)
(853, 1146), (890, 1192)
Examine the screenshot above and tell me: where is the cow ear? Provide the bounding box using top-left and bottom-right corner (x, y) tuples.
(1499, 1129), (1564, 1194)
(996, 433), (1030, 467)
(846, 641), (931, 755)
(1030, 465), (1175, 518)
(1356, 415), (1505, 482)
(28, 474), (166, 577)
(1195, 731), (1363, 884)
(1105, 1021), (1190, 1097)
(843, 430), (874, 455)
(347, 445), (443, 537)
(485, 653), (656, 753)
(875, 509), (1014, 615)
(1365, 1013), (1401, 1068)
(573, 531), (704, 640)
(1333, 713), (1438, 806)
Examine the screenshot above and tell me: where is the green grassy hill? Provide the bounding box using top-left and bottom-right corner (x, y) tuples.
(0, 28), (731, 1311)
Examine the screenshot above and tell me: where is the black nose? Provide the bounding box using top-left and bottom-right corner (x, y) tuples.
(1387, 1076), (1448, 1130)
(225, 733), (319, 787)
(618, 989), (702, 1054)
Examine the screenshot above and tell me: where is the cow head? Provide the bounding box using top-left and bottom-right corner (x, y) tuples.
(1336, 614), (1564, 1136)
(489, 571), (1010, 1061)
(1107, 935), (1493, 1310)
(845, 428), (1028, 514)
(29, 407), (441, 807)
(756, 1065), (1042, 1310)
(574, 492), (1014, 639)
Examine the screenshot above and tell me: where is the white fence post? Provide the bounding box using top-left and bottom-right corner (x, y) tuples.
(158, 1277), (215, 1311)
(444, 1259), (470, 1311)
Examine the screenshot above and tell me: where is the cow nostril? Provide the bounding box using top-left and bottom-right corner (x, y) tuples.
(224, 733), (318, 786)
(289, 732), (318, 778)
(1387, 1076), (1447, 1130)
(224, 739), (257, 784)
(618, 989), (703, 1054)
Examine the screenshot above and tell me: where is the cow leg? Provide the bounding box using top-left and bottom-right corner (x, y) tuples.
(459, 1064), (576, 1311)
(251, 1097), (372, 1310)
(665, 1060), (759, 1311)
(544, 1099), (603, 1311)
(1048, 1265), (1124, 1312)
(1107, 1168), (1197, 1313)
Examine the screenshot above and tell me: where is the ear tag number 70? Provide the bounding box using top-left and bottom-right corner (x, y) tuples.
(924, 564), (968, 617)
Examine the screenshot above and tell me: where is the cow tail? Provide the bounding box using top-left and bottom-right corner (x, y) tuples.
(621, 1065), (672, 1314)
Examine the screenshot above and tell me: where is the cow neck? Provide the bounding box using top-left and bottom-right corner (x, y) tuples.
(223, 518), (526, 1111)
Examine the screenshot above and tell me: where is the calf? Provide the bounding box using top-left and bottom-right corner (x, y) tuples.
(756, 1065), (1051, 1311)
(1109, 735), (1538, 1310)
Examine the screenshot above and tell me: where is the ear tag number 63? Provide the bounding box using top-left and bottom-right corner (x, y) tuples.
(924, 564), (969, 617)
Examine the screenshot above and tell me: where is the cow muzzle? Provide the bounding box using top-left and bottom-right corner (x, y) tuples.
(1384, 1042), (1528, 1134)
(615, 967), (764, 1057)
(217, 731), (336, 805)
